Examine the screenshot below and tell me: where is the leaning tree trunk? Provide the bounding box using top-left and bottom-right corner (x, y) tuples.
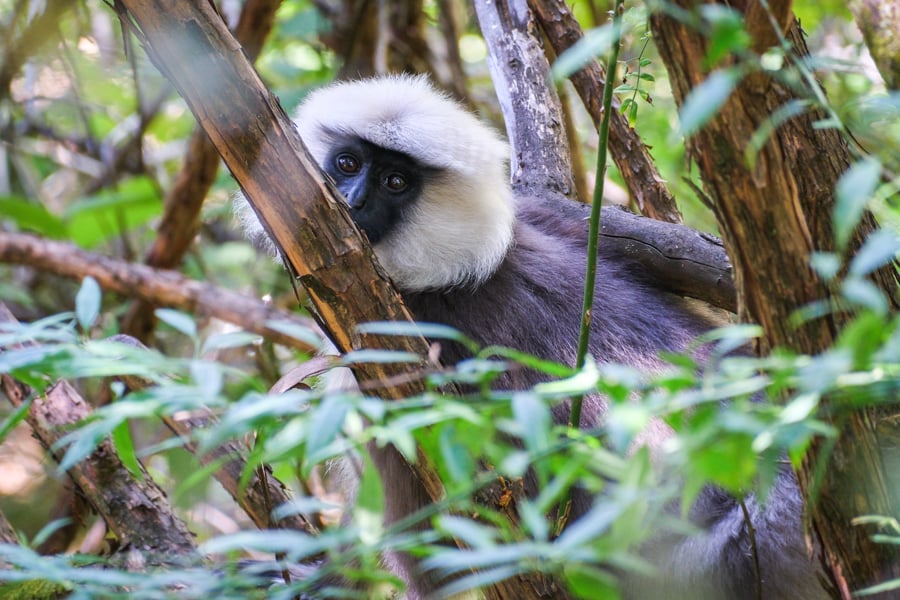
(650, 0), (900, 596)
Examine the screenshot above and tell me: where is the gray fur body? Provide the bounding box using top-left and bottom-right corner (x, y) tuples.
(236, 75), (828, 600)
(394, 199), (827, 600)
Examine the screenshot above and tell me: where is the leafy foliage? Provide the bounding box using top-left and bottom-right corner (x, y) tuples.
(0, 0), (898, 598)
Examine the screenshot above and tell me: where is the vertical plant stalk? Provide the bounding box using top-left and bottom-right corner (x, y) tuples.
(570, 0), (624, 430)
(557, 0), (624, 536)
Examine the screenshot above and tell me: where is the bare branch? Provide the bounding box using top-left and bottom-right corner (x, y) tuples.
(474, 0), (576, 201)
(0, 231), (323, 353)
(849, 0), (900, 90)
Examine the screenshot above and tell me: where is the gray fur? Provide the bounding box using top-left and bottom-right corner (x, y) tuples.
(238, 76), (829, 600)
(393, 199), (828, 600)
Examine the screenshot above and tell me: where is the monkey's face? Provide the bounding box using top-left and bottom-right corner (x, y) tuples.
(324, 137), (436, 245)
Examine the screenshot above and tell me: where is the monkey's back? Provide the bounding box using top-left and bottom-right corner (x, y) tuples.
(401, 199), (826, 600)
(402, 197), (717, 399)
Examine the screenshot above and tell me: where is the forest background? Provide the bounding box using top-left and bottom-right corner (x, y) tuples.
(0, 0), (898, 598)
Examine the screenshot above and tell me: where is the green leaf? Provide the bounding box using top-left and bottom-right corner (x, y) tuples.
(564, 564), (622, 600)
(0, 196), (67, 238)
(75, 277), (101, 331)
(556, 500), (622, 549)
(848, 228), (900, 277)
(836, 311), (889, 368)
(155, 309), (197, 339)
(30, 519), (74, 550)
(834, 158), (882, 251)
(341, 349), (421, 364)
(201, 331), (260, 354)
(63, 177), (162, 248)
(809, 251), (842, 280)
(437, 515), (496, 548)
(438, 425), (474, 484)
(111, 421), (142, 480)
(678, 69), (741, 137)
(518, 499), (549, 542)
(358, 321), (479, 353)
(533, 358), (600, 397)
(190, 360), (223, 398)
(551, 24), (616, 81)
(0, 399), (31, 444)
(354, 455), (385, 536)
(264, 319), (323, 349)
(700, 5), (751, 67)
(841, 277), (888, 316)
(512, 393), (551, 456)
(305, 394), (350, 465)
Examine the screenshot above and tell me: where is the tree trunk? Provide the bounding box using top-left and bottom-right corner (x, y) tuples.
(651, 1), (900, 595)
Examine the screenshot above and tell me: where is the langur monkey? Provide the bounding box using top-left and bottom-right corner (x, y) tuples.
(236, 75), (827, 600)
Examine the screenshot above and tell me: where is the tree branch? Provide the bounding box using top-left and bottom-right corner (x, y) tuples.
(121, 0), (284, 342)
(0, 231), (323, 354)
(474, 0), (576, 201)
(529, 0), (683, 223)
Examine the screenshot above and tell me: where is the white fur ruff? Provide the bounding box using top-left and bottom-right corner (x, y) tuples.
(300, 75), (515, 291)
(234, 75), (515, 291)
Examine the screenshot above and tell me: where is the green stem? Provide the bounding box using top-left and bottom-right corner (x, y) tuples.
(569, 0), (624, 430)
(556, 0), (625, 538)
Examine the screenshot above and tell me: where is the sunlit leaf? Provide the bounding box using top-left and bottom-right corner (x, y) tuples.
(201, 331), (260, 354)
(841, 277), (888, 316)
(437, 515), (496, 548)
(552, 24), (616, 80)
(190, 359), (223, 398)
(305, 394), (350, 465)
(848, 228), (900, 277)
(264, 319), (324, 349)
(809, 251), (842, 280)
(834, 158), (882, 251)
(155, 309), (197, 339)
(678, 69), (741, 136)
(512, 392), (551, 456)
(75, 277), (101, 331)
(341, 349), (421, 364)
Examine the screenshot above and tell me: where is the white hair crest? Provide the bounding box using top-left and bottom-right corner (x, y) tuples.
(235, 75), (515, 292)
(296, 75), (515, 291)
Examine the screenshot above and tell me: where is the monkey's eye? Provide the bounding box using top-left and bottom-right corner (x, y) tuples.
(335, 153), (361, 175)
(383, 173), (408, 192)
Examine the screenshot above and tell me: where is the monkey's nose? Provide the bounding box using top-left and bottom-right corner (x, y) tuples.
(343, 182), (367, 209)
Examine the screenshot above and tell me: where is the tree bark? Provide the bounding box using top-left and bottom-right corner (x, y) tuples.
(121, 0), (283, 342)
(651, 0), (900, 595)
(529, 0), (683, 223)
(848, 0), (900, 89)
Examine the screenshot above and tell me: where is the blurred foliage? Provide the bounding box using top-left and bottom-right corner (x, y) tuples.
(0, 0), (898, 598)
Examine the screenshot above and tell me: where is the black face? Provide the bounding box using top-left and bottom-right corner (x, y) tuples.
(323, 137), (430, 244)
